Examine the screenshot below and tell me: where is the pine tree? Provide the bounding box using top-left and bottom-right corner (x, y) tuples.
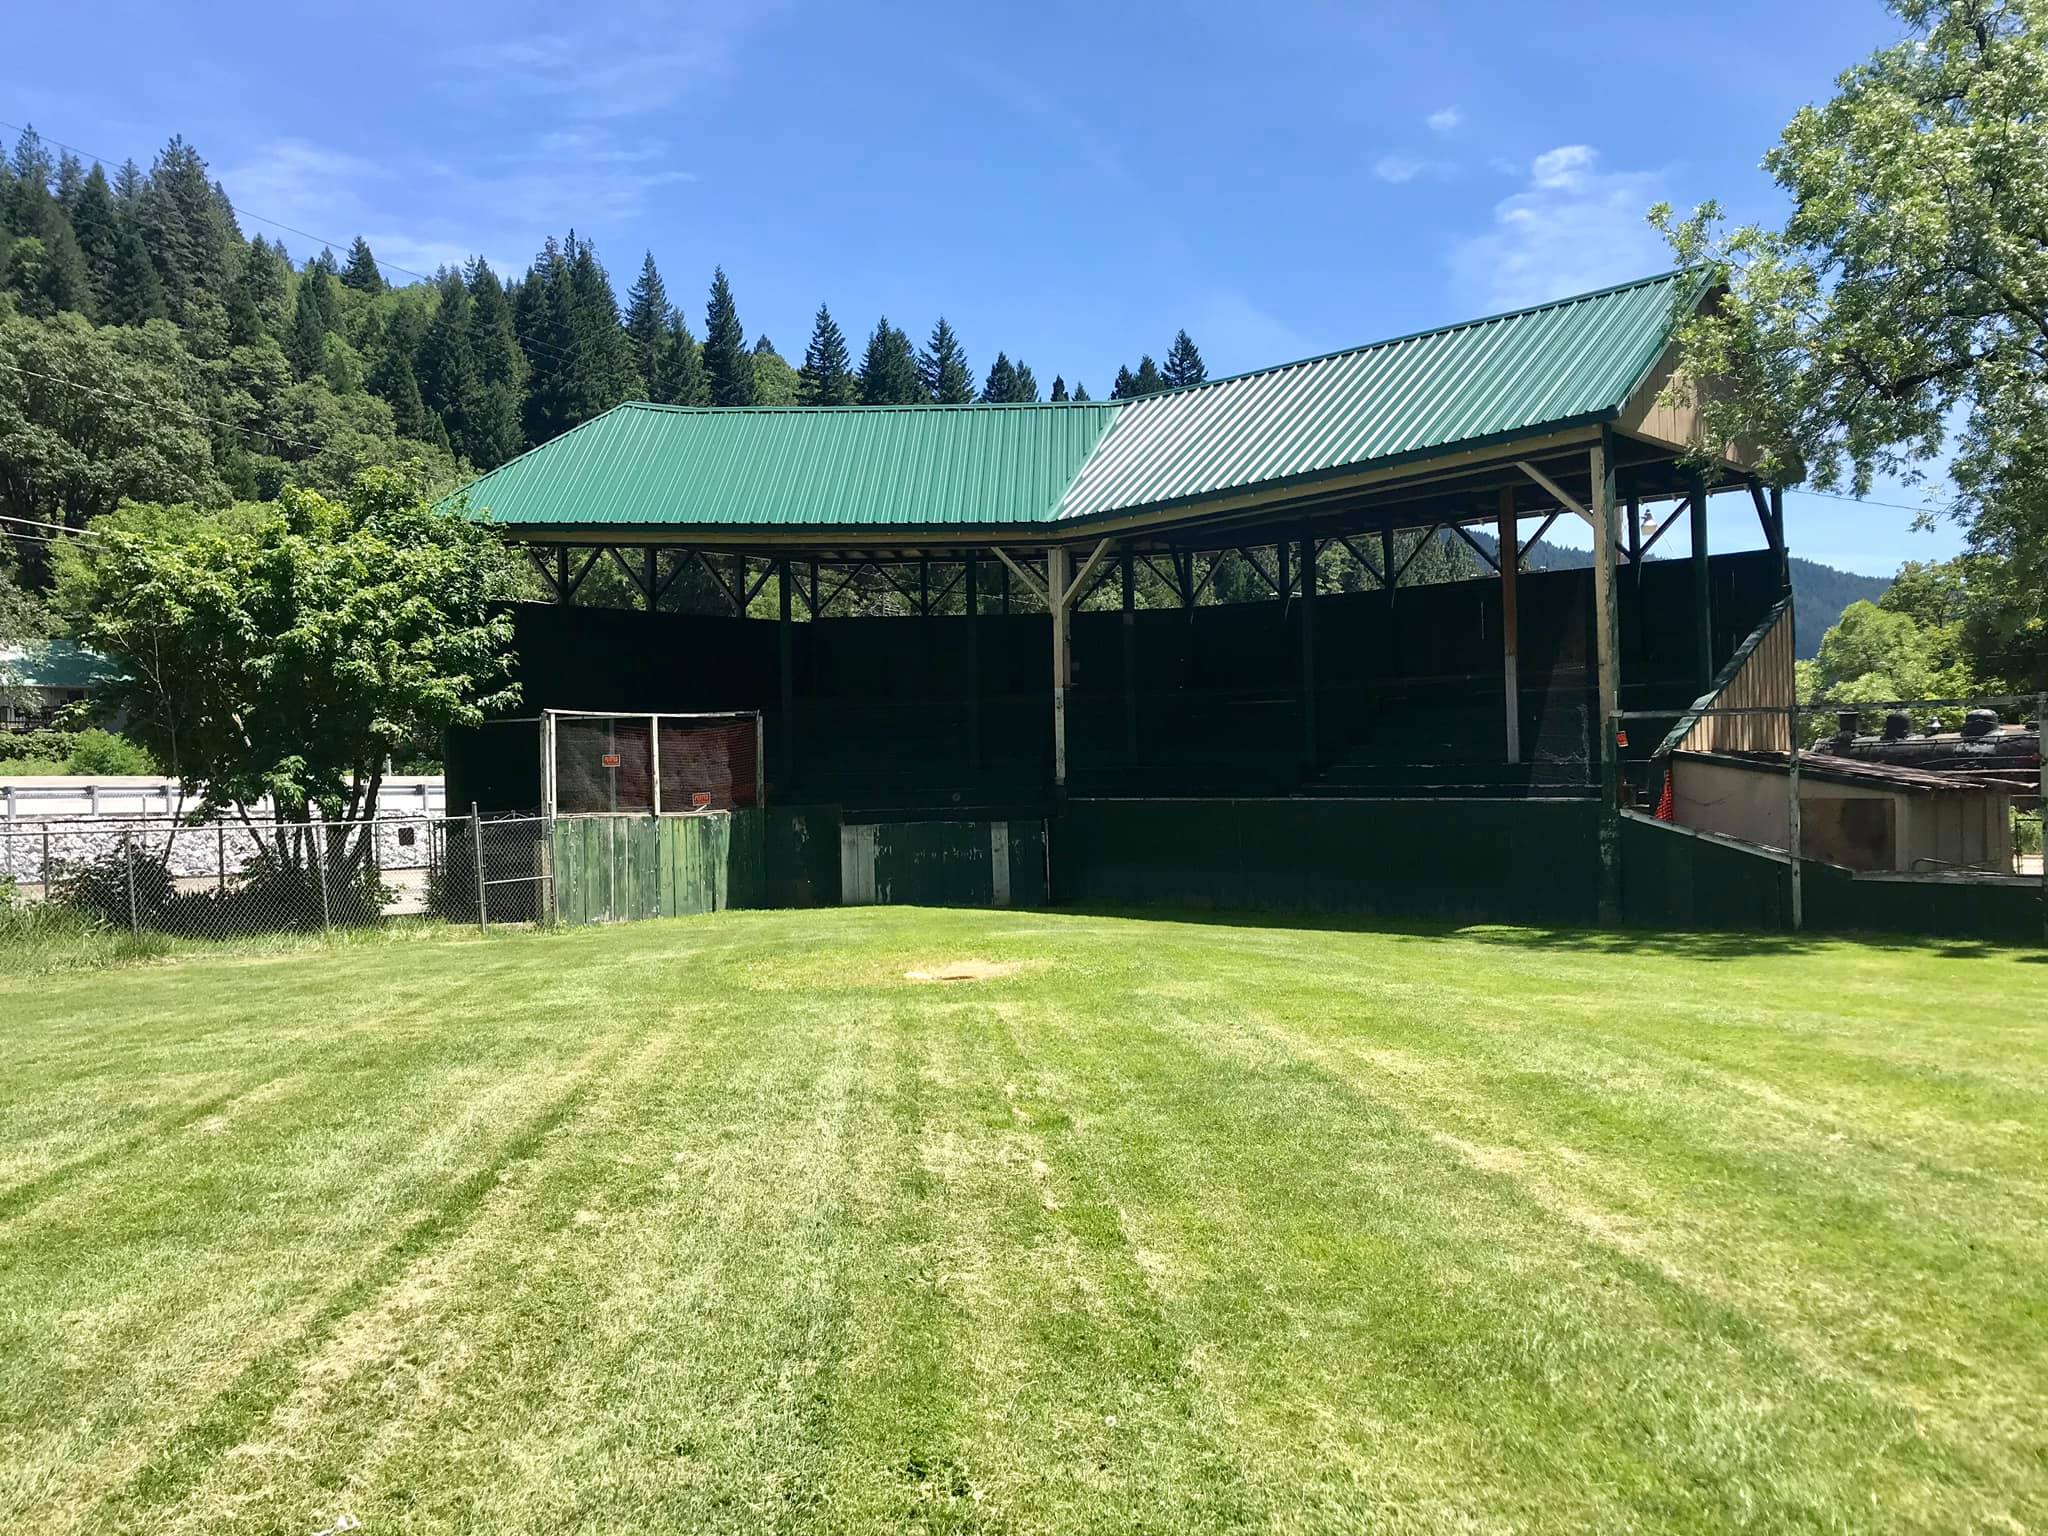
(417, 270), (481, 457)
(230, 234), (290, 344)
(111, 159), (144, 211)
(565, 233), (637, 416)
(7, 126), (54, 204)
(1072, 382), (1091, 401)
(702, 266), (755, 405)
(366, 306), (441, 445)
(516, 237), (580, 440)
(104, 217), (165, 324)
(622, 251), (669, 398)
(1049, 376), (1068, 402)
(858, 317), (922, 404)
(137, 136), (237, 330)
(653, 311), (707, 405)
(463, 258), (527, 466)
(1110, 365), (1135, 399)
(288, 261), (334, 378)
(341, 235), (384, 293)
(1131, 355), (1165, 395)
(1013, 361), (1040, 403)
(1162, 329), (1207, 388)
(53, 152), (84, 211)
(69, 164), (122, 315)
(798, 304), (856, 405)
(981, 351), (1019, 403)
(918, 317), (974, 403)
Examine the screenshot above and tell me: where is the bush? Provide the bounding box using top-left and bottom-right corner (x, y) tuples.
(55, 846), (175, 928)
(0, 728), (159, 776)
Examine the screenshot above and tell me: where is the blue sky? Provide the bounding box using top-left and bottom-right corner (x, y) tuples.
(4, 0), (1964, 576)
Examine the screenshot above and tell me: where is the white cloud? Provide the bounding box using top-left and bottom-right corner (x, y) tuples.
(1374, 154), (1426, 184)
(457, 7), (762, 122)
(1426, 106), (1463, 133)
(1447, 144), (1670, 311)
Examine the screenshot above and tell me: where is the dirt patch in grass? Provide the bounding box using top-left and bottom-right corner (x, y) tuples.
(904, 960), (1023, 984)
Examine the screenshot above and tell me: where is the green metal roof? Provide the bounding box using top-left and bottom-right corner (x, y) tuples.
(0, 640), (115, 691)
(453, 270), (1699, 535)
(1056, 269), (1697, 520)
(457, 400), (1121, 529)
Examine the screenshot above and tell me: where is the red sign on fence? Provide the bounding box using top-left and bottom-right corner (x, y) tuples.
(601, 753), (621, 768)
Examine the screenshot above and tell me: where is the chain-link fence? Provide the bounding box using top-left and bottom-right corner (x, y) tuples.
(0, 811), (556, 943)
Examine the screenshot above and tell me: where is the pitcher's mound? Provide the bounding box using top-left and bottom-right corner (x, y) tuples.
(905, 960), (1021, 983)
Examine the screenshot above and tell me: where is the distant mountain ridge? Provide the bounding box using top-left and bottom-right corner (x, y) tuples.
(1460, 533), (1889, 659)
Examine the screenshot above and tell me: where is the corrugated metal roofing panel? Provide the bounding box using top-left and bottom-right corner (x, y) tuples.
(456, 401), (1123, 529)
(449, 271), (1698, 533)
(1054, 270), (1695, 519)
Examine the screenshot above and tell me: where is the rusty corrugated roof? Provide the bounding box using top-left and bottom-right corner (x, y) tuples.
(452, 270), (1699, 534)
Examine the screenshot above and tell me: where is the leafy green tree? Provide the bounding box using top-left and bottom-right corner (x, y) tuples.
(56, 469), (521, 872)
(4, 235), (92, 320)
(798, 304), (856, 405)
(229, 234), (291, 345)
(1655, 0), (2048, 690)
(702, 266), (755, 405)
(286, 264), (333, 379)
(341, 235), (384, 293)
(653, 311), (707, 406)
(1799, 598), (1978, 717)
(0, 311), (222, 529)
(1162, 329), (1207, 388)
(751, 335), (800, 405)
(919, 317), (974, 403)
(67, 164), (123, 311)
(622, 251), (669, 397)
(365, 308), (444, 448)
(858, 317), (922, 404)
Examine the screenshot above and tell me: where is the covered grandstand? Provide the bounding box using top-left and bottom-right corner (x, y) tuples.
(445, 269), (1808, 926)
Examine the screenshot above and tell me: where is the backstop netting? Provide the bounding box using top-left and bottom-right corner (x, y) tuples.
(544, 710), (762, 817)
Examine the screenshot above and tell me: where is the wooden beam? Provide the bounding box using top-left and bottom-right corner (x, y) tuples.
(1062, 538), (1115, 609)
(965, 555), (981, 771)
(527, 545), (562, 599)
(993, 547), (1050, 605)
(1690, 482), (1712, 689)
(562, 547), (602, 600)
(1518, 509), (1561, 560)
(1121, 553), (1138, 763)
(1499, 487), (1520, 764)
(1298, 527), (1317, 771)
(777, 558), (795, 784)
(1637, 502), (1687, 559)
(1447, 519), (1499, 572)
(1335, 536), (1381, 587)
(1515, 460), (1596, 526)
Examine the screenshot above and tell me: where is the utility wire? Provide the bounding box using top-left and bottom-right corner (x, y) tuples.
(0, 116), (596, 375)
(0, 512), (104, 539)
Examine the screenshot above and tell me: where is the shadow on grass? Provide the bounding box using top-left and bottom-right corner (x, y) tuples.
(1052, 903), (2039, 963)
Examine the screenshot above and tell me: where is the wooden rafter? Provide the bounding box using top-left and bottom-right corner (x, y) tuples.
(1447, 520), (1499, 572)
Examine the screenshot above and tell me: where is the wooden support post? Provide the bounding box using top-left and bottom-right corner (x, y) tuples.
(777, 558), (795, 787)
(1788, 705), (1804, 932)
(1298, 527), (1317, 772)
(1498, 487), (1520, 763)
(809, 559), (821, 618)
(1592, 429), (1622, 925)
(2037, 693), (2046, 944)
(965, 555), (982, 772)
(1000, 559), (1012, 615)
(1121, 553), (1137, 763)
(919, 558), (930, 618)
(1689, 481), (1712, 689)
(730, 554), (746, 616)
(555, 547), (569, 605)
(1276, 540), (1291, 607)
(1769, 484), (1789, 594)
(1048, 546), (1071, 788)
(1626, 495), (1642, 566)
(644, 547), (657, 612)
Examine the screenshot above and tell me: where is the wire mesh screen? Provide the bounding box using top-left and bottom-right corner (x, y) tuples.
(546, 711), (760, 815)
(658, 715), (760, 812)
(553, 716), (655, 814)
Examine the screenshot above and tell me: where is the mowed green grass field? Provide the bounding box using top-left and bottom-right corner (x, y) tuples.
(1, 909), (2043, 1535)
